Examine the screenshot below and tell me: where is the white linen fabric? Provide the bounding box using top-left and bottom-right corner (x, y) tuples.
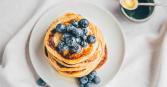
(0, 0), (167, 87)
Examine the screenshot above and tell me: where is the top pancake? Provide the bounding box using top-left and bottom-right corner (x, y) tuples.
(44, 13), (106, 65)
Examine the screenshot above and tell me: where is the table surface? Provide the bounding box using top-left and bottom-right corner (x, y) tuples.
(0, 0), (167, 58)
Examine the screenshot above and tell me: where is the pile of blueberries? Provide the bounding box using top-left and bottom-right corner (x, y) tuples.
(51, 19), (96, 54)
(79, 71), (101, 87)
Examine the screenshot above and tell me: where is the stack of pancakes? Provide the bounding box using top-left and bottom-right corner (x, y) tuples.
(44, 13), (107, 77)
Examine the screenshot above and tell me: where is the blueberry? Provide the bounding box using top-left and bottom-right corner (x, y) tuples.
(66, 24), (76, 32)
(80, 84), (84, 87)
(55, 23), (66, 33)
(56, 46), (62, 53)
(71, 29), (84, 37)
(92, 76), (101, 84)
(86, 35), (96, 43)
(62, 33), (72, 39)
(81, 28), (88, 34)
(80, 35), (87, 40)
(80, 41), (88, 47)
(88, 75), (94, 82)
(64, 36), (76, 47)
(36, 78), (47, 86)
(79, 76), (88, 84)
(78, 19), (89, 28)
(88, 71), (97, 81)
(62, 45), (69, 50)
(85, 82), (93, 87)
(90, 71), (97, 76)
(76, 37), (82, 44)
(71, 20), (79, 27)
(70, 44), (81, 53)
(56, 41), (65, 53)
(51, 29), (57, 34)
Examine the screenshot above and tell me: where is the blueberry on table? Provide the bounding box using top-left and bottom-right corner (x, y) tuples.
(55, 23), (66, 33)
(85, 82), (93, 87)
(70, 44), (81, 53)
(88, 75), (94, 82)
(79, 19), (89, 28)
(71, 20), (79, 28)
(86, 35), (96, 43)
(88, 71), (97, 81)
(90, 71), (97, 76)
(92, 76), (101, 84)
(71, 28), (84, 37)
(80, 84), (84, 87)
(79, 76), (89, 84)
(36, 78), (47, 86)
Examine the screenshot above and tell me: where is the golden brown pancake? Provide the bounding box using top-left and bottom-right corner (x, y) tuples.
(44, 12), (107, 77)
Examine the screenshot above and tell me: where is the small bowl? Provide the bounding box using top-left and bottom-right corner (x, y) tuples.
(121, 0), (155, 22)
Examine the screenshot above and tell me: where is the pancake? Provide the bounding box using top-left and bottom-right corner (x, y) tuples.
(44, 13), (100, 64)
(43, 12), (107, 77)
(47, 47), (106, 77)
(47, 41), (102, 71)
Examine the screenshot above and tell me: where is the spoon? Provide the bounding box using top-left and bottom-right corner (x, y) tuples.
(120, 0), (167, 10)
(139, 3), (167, 6)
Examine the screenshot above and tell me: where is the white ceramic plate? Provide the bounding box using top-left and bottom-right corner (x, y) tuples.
(29, 1), (125, 87)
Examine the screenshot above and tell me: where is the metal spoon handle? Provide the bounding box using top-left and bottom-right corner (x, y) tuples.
(138, 3), (167, 7)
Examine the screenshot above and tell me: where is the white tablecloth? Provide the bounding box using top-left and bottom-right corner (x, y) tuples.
(0, 0), (167, 87)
